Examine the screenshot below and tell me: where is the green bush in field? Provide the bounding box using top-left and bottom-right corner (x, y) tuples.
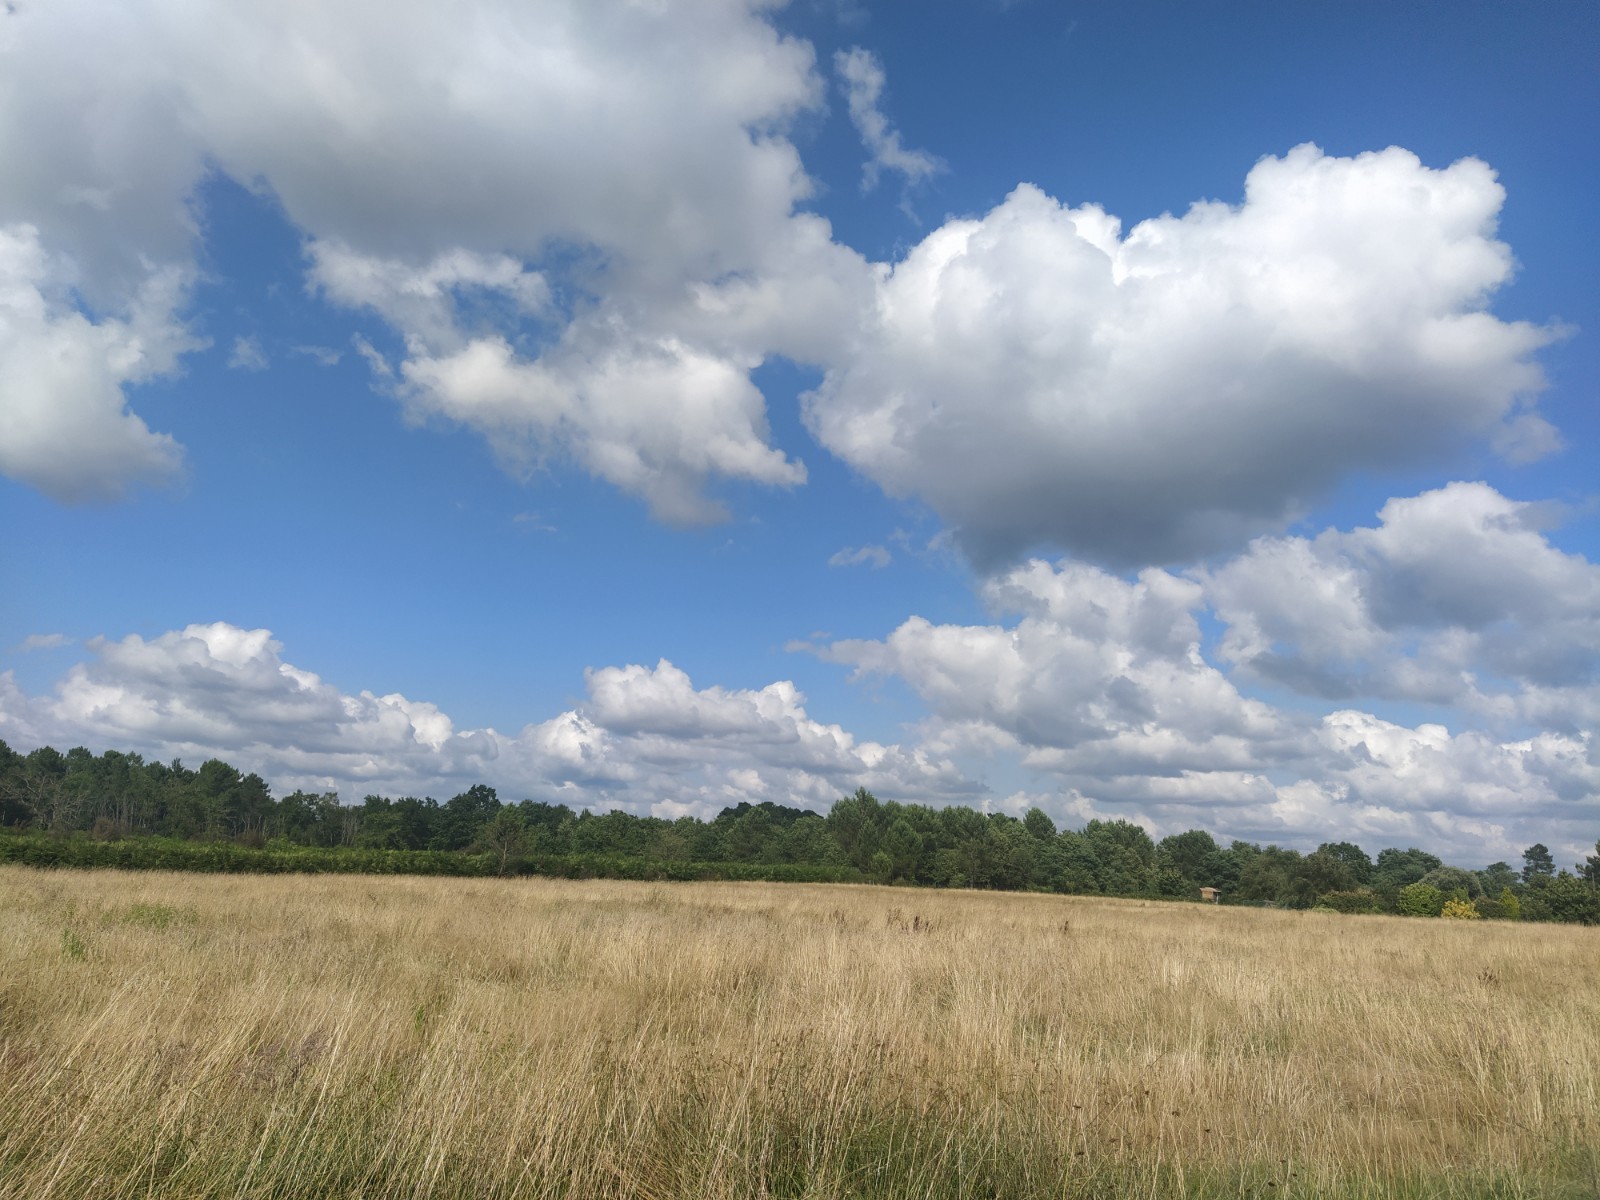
(1499, 887), (1520, 920)
(1396, 882), (1444, 917)
(1539, 873), (1600, 926)
(1316, 889), (1378, 914)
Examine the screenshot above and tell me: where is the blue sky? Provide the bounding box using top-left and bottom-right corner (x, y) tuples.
(2, 0), (1596, 865)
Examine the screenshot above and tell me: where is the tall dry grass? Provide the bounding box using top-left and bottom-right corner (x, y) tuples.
(0, 866), (1595, 1198)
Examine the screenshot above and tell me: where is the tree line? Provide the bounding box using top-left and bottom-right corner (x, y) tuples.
(2, 740), (1597, 923)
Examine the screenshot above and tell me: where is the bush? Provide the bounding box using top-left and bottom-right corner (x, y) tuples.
(1498, 887), (1520, 921)
(1539, 874), (1600, 926)
(1317, 889), (1378, 914)
(1440, 898), (1481, 920)
(1396, 882), (1444, 917)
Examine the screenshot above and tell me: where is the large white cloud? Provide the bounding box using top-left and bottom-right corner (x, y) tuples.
(3, 4), (1565, 546)
(0, 0), (855, 514)
(1203, 482), (1600, 726)
(817, 558), (1298, 774)
(0, 225), (193, 500)
(808, 522), (1598, 862)
(0, 623), (973, 816)
(804, 145), (1559, 565)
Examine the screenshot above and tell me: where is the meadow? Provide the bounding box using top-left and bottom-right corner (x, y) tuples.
(0, 867), (1595, 1199)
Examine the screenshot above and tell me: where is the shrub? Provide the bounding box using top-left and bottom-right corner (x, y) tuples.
(1317, 889), (1378, 914)
(1499, 887), (1520, 921)
(1440, 898), (1481, 920)
(1540, 874), (1600, 926)
(1397, 882), (1444, 917)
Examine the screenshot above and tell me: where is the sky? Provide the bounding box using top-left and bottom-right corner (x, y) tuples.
(2, 0), (1597, 867)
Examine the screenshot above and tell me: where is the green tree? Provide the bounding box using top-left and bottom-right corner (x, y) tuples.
(1397, 882), (1444, 917)
(1052, 829), (1103, 894)
(1373, 847), (1442, 908)
(1539, 872), (1600, 925)
(1498, 887), (1521, 921)
(883, 818), (924, 882)
(868, 849), (894, 884)
(1236, 846), (1313, 907)
(1577, 840), (1600, 886)
(1158, 829), (1224, 888)
(1417, 866), (1482, 900)
(988, 817), (1037, 890)
(1521, 844), (1555, 885)
(473, 809), (528, 876)
(776, 814), (844, 867)
(1298, 849), (1357, 897)
(1084, 819), (1157, 896)
(433, 785), (500, 851)
(1316, 841), (1374, 886)
(1477, 861), (1519, 896)
(720, 806), (778, 863)
(1022, 808), (1056, 841)
(645, 822), (690, 862)
(827, 789), (883, 872)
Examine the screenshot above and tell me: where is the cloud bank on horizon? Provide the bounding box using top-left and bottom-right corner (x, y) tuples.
(2, 0), (1595, 864)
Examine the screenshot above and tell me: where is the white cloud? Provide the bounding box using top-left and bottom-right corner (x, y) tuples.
(0, 224), (193, 500)
(0, 600), (1591, 860)
(1202, 482), (1600, 725)
(820, 558), (1296, 775)
(804, 145), (1559, 566)
(0, 0), (840, 516)
(828, 544), (891, 568)
(18, 633), (70, 652)
(3, 5), (1563, 548)
(227, 335), (268, 371)
(307, 241), (552, 353)
(398, 332), (806, 525)
(808, 542), (1598, 863)
(833, 47), (941, 195)
(350, 334), (392, 379)
(0, 622), (975, 817)
(292, 344), (342, 368)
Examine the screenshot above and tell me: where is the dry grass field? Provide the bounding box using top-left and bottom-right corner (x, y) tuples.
(1, 866), (1596, 1199)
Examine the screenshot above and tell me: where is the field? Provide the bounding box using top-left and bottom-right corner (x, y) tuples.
(1, 867), (1596, 1199)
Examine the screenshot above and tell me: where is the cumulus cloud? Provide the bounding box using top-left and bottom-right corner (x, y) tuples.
(0, 622), (974, 817)
(1202, 482), (1600, 726)
(3, 1), (1563, 547)
(397, 332), (806, 525)
(0, 224), (192, 500)
(833, 47), (941, 194)
(828, 544), (891, 568)
(0, 588), (1592, 860)
(818, 558), (1298, 777)
(804, 145), (1559, 566)
(808, 538), (1597, 862)
(0, 0), (841, 516)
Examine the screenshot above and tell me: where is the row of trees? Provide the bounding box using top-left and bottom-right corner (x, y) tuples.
(3, 740), (1597, 922)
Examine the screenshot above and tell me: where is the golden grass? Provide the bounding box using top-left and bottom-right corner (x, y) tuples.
(1, 867), (1596, 1199)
